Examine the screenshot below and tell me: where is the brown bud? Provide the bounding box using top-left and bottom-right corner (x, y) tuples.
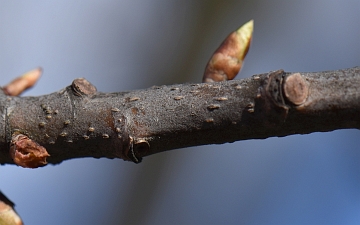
(203, 20), (253, 83)
(3, 67), (42, 96)
(10, 134), (50, 168)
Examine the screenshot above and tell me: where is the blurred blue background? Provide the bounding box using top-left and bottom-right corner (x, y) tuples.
(1, 1), (360, 224)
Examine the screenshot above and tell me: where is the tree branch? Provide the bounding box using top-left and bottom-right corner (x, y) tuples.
(1, 67), (359, 167)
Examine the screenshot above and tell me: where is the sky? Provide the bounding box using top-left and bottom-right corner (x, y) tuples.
(1, 1), (360, 224)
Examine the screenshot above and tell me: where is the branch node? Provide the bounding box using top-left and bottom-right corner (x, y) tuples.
(265, 70), (287, 108)
(125, 137), (149, 164)
(255, 70), (290, 123)
(134, 138), (150, 157)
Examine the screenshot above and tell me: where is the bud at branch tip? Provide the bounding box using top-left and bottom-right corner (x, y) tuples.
(203, 20), (253, 83)
(2, 67), (43, 96)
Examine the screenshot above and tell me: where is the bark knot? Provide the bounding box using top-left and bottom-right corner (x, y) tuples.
(71, 78), (97, 97)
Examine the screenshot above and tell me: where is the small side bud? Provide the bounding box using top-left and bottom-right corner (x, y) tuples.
(0, 192), (23, 225)
(10, 134), (50, 168)
(3, 67), (42, 96)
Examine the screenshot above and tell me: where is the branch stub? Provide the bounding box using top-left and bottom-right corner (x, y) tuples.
(71, 78), (97, 97)
(283, 73), (308, 105)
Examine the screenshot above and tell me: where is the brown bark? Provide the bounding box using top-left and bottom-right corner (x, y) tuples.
(1, 67), (359, 167)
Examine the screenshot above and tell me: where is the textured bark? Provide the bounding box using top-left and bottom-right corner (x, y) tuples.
(1, 67), (359, 166)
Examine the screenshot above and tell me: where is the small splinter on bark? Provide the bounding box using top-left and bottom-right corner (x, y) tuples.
(203, 20), (253, 83)
(10, 134), (50, 168)
(2, 67), (42, 96)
